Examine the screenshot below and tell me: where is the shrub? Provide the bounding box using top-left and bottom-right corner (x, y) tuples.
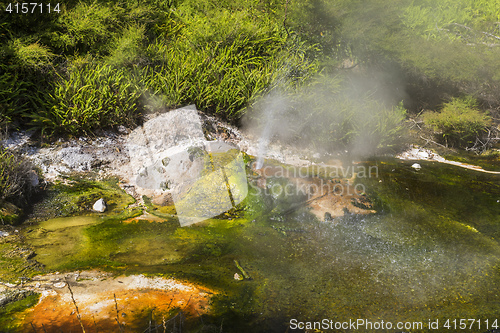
(0, 147), (38, 205)
(0, 72), (30, 129)
(422, 96), (492, 148)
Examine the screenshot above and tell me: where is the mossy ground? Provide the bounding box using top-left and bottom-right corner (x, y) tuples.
(443, 150), (500, 172)
(27, 175), (138, 222)
(0, 238), (43, 283)
(0, 293), (40, 332)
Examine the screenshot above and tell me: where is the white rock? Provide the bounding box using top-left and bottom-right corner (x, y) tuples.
(411, 163), (422, 170)
(93, 198), (107, 212)
(53, 282), (66, 289)
(417, 150), (429, 159)
(0, 231), (9, 237)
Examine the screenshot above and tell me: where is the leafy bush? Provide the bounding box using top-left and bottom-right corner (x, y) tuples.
(0, 72), (30, 129)
(422, 96), (492, 147)
(8, 40), (55, 70)
(0, 38), (55, 124)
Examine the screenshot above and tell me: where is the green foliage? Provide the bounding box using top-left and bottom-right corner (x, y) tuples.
(422, 96), (492, 147)
(106, 24), (145, 67)
(56, 1), (120, 53)
(8, 40), (55, 70)
(291, 0), (500, 108)
(30, 62), (144, 136)
(0, 292), (40, 331)
(142, 33), (316, 119)
(0, 72), (30, 128)
(2, 0), (498, 142)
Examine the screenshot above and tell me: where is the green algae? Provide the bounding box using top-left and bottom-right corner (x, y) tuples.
(22, 176), (142, 271)
(443, 149), (500, 172)
(0, 293), (40, 332)
(0, 242), (42, 283)
(0, 201), (21, 225)
(28, 176), (136, 221)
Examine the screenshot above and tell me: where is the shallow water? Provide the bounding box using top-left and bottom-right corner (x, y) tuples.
(14, 158), (500, 332)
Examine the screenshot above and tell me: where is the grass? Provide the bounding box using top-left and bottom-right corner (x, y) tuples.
(0, 0), (499, 145)
(0, 0), (319, 136)
(29, 62), (145, 137)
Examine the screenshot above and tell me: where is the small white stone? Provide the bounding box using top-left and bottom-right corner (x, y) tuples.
(93, 198), (107, 212)
(411, 163), (422, 170)
(53, 282), (66, 289)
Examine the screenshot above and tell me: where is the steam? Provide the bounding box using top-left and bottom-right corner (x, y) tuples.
(244, 70), (408, 164)
(254, 93), (289, 169)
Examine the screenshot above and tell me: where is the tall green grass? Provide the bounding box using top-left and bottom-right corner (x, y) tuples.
(0, 72), (30, 129)
(142, 33), (317, 119)
(30, 62), (144, 137)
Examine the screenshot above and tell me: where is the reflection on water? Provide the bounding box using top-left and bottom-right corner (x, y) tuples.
(20, 158), (500, 332)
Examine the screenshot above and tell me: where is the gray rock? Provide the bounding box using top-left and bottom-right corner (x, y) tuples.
(93, 198), (107, 212)
(28, 170), (39, 187)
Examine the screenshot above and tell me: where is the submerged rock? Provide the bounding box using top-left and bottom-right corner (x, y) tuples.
(93, 198), (107, 213)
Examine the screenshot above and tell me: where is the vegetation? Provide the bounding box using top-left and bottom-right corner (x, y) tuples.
(0, 292), (40, 332)
(423, 96), (492, 148)
(0, 148), (38, 224)
(0, 0), (499, 147)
